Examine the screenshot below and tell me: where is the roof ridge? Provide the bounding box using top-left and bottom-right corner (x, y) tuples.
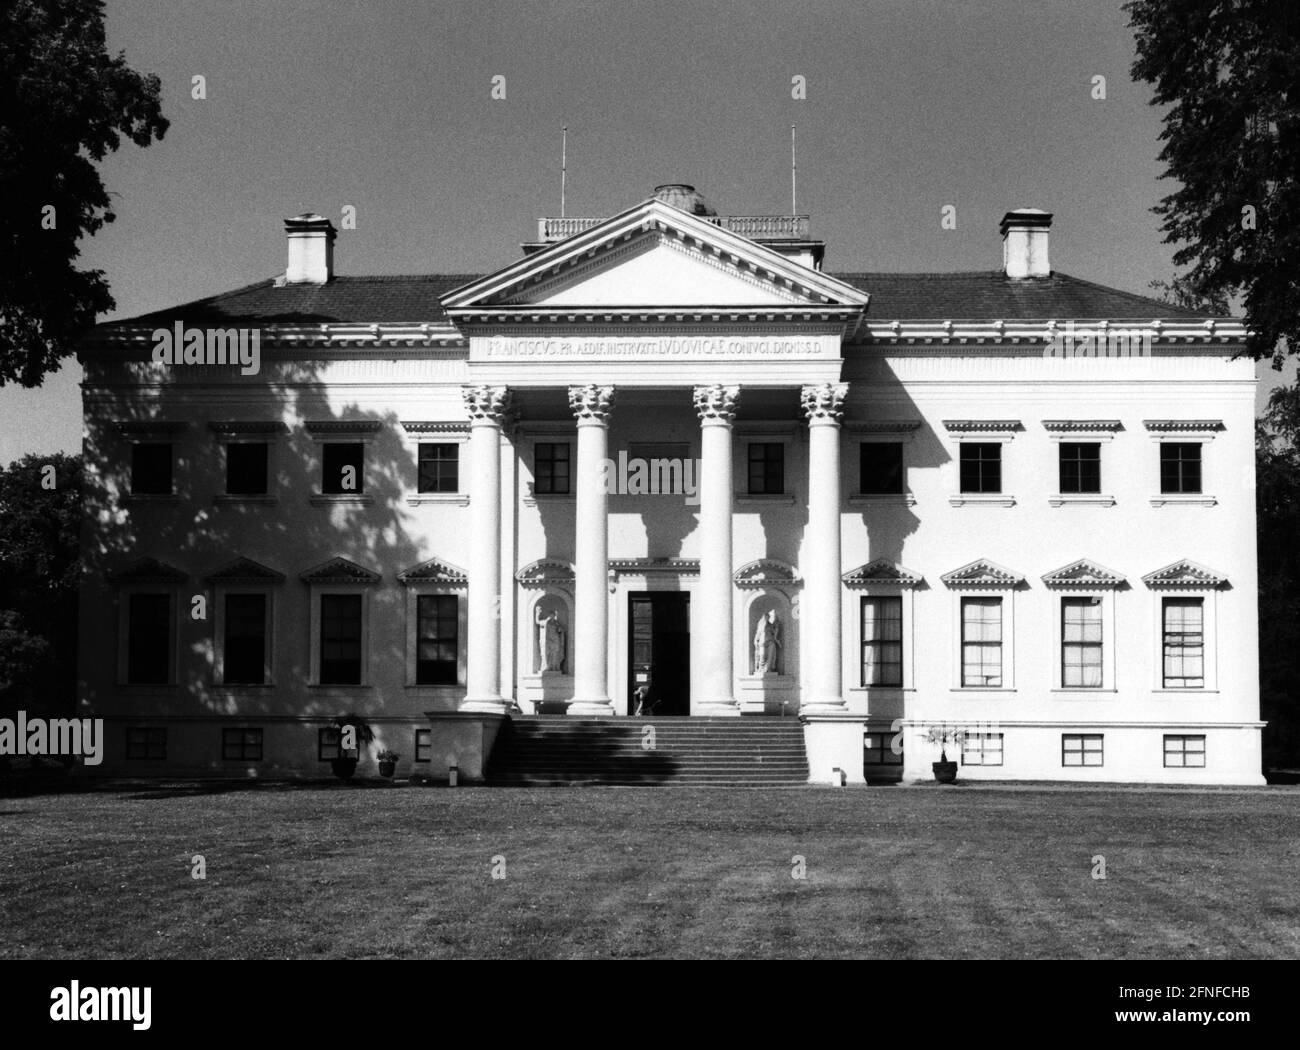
(1051, 271), (1222, 318)
(108, 277), (278, 324)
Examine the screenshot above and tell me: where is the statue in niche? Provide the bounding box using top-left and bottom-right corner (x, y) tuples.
(535, 606), (566, 674)
(752, 609), (782, 675)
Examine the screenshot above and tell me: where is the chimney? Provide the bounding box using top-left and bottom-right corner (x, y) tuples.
(1000, 208), (1052, 279)
(284, 213), (337, 284)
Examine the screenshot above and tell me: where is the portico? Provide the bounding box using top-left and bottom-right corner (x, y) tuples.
(440, 192), (870, 721)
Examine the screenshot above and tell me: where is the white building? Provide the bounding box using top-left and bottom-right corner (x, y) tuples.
(77, 184), (1265, 784)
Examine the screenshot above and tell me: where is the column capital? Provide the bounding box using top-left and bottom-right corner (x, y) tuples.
(462, 384), (513, 425)
(568, 384), (615, 424)
(801, 382), (848, 424)
(693, 384), (740, 425)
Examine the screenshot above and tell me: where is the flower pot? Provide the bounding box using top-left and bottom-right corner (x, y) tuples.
(378, 760), (396, 778)
(932, 760), (958, 784)
(330, 756), (358, 780)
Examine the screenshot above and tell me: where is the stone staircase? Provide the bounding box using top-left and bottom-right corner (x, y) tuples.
(485, 716), (810, 786)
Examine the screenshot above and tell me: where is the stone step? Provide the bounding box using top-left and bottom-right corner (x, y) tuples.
(486, 714), (811, 786)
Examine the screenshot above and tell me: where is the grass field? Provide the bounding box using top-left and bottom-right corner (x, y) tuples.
(1, 782), (1297, 959)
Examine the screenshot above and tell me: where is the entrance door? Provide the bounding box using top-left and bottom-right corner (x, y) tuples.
(628, 592), (690, 715)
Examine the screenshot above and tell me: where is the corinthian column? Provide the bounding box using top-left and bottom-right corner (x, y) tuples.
(461, 384), (512, 713)
(694, 384), (741, 716)
(568, 384), (615, 716)
(800, 383), (848, 713)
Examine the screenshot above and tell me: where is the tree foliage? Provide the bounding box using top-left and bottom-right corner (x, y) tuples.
(1256, 384), (1300, 767)
(0, 0), (168, 388)
(1127, 0), (1300, 362)
(0, 453), (82, 712)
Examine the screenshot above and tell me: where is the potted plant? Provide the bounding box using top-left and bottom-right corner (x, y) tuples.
(376, 749), (399, 779)
(926, 724), (963, 784)
(329, 713), (374, 781)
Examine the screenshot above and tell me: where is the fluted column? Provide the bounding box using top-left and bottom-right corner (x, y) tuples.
(461, 385), (512, 713)
(800, 383), (848, 713)
(568, 384), (616, 716)
(694, 384), (741, 716)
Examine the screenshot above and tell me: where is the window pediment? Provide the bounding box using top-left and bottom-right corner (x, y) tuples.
(733, 559), (801, 588)
(398, 557), (468, 586)
(109, 557), (187, 583)
(842, 559), (923, 588)
(515, 559), (575, 586)
(941, 558), (1023, 589)
(1041, 559), (1126, 589)
(299, 557), (381, 585)
(205, 557), (285, 584)
(1142, 559), (1227, 589)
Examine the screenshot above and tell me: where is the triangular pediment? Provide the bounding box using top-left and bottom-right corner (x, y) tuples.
(940, 558), (1023, 588)
(1141, 559), (1227, 589)
(299, 557), (381, 585)
(843, 559), (923, 588)
(1042, 559), (1126, 589)
(733, 559), (802, 588)
(515, 559), (575, 586)
(204, 557), (285, 584)
(442, 199), (870, 314)
(398, 556), (468, 585)
(109, 557), (187, 583)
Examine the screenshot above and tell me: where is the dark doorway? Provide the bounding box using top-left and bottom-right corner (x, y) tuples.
(628, 592), (690, 716)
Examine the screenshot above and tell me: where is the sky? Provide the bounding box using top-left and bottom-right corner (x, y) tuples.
(2, 0), (1294, 465)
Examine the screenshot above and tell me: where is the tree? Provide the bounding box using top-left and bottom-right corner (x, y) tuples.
(0, 0), (168, 388)
(0, 453), (82, 718)
(1147, 276), (1229, 315)
(1256, 384), (1300, 770)
(1127, 1), (1299, 364)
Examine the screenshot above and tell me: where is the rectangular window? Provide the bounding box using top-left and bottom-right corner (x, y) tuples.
(225, 442), (268, 495)
(1059, 442), (1100, 494)
(418, 443), (459, 493)
(322, 443), (364, 495)
(125, 727), (167, 761)
(223, 593), (267, 685)
(1160, 443), (1202, 494)
(863, 730), (903, 766)
(859, 443), (904, 494)
(222, 727), (263, 761)
(416, 595), (458, 685)
(1062, 734), (1104, 767)
(960, 597), (1002, 687)
(533, 442), (570, 495)
(961, 733), (1004, 767)
(1061, 597), (1103, 688)
(747, 443), (785, 495)
(860, 596), (903, 686)
(1162, 597), (1205, 688)
(318, 727), (341, 761)
(320, 594), (363, 685)
(1164, 734), (1206, 768)
(959, 443), (1001, 493)
(130, 443), (173, 495)
(126, 592), (171, 684)
(415, 728), (433, 763)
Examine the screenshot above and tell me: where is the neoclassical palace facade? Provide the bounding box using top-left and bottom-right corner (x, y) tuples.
(77, 185), (1264, 784)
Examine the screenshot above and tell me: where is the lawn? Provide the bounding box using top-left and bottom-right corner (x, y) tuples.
(1, 782), (1297, 959)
